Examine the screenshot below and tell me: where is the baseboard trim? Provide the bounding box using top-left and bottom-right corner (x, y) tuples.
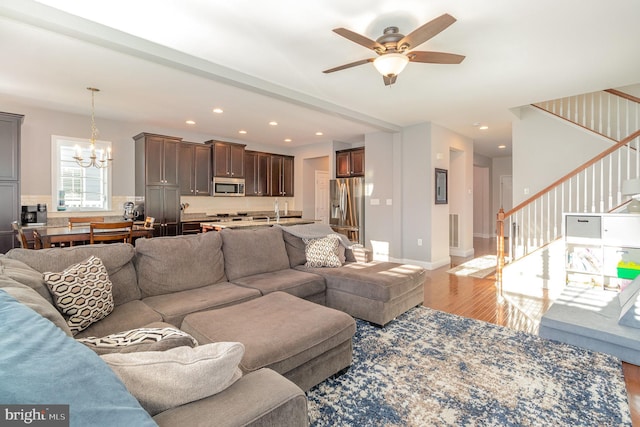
(450, 248), (475, 257)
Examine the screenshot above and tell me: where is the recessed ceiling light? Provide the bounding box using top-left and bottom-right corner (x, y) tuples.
(238, 130), (247, 134)
(315, 131), (323, 136)
(284, 138), (292, 142)
(269, 121), (278, 126)
(185, 120), (196, 125)
(479, 125), (489, 130)
(498, 145), (506, 149)
(212, 108), (223, 114)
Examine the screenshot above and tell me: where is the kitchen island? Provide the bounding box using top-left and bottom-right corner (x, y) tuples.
(201, 217), (316, 232)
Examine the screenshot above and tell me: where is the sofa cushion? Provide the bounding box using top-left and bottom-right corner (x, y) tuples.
(143, 282), (261, 326)
(181, 292), (355, 379)
(151, 368), (308, 427)
(221, 227), (290, 281)
(101, 342), (244, 416)
(0, 254), (53, 303)
(78, 323), (198, 355)
(301, 261), (427, 301)
(7, 244), (140, 306)
(231, 269), (326, 300)
(135, 232), (227, 298)
(44, 256), (114, 335)
(0, 289), (156, 426)
(74, 300), (163, 339)
(0, 276), (73, 336)
(303, 234), (343, 268)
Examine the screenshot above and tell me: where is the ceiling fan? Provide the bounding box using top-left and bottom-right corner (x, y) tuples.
(323, 13), (465, 86)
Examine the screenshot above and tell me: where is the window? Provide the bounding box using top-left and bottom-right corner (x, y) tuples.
(52, 135), (112, 211)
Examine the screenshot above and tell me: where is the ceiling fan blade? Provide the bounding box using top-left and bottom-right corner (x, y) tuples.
(383, 75), (398, 86)
(408, 51), (465, 64)
(398, 13), (457, 50)
(323, 58), (374, 74)
(333, 28), (384, 51)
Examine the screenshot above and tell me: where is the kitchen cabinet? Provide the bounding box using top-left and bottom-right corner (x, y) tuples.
(564, 213), (640, 291)
(179, 142), (211, 196)
(207, 140), (245, 178)
(244, 150), (270, 196)
(145, 186), (180, 237)
(135, 133), (180, 186)
(0, 112), (23, 253)
(336, 147), (364, 178)
(134, 132), (182, 237)
(269, 155), (294, 196)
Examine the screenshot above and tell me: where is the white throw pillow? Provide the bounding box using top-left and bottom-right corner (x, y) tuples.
(43, 255), (114, 335)
(101, 342), (244, 415)
(303, 234), (343, 268)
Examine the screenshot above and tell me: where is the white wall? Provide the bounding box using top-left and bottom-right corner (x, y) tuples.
(512, 105), (611, 205)
(473, 166), (490, 237)
(364, 131), (398, 259)
(399, 122), (474, 268)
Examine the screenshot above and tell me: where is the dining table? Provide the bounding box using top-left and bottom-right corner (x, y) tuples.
(32, 224), (154, 249)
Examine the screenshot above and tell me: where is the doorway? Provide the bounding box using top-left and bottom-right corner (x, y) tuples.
(315, 170), (329, 224)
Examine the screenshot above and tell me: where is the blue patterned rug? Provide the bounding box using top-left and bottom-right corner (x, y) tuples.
(307, 306), (631, 426)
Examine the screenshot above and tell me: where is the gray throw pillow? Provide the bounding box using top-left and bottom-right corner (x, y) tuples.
(101, 342), (244, 416)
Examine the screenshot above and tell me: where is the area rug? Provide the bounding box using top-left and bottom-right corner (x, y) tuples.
(447, 254), (497, 278)
(306, 307), (631, 426)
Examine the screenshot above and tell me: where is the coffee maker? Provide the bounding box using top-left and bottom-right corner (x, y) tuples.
(21, 204), (48, 226)
(123, 202), (135, 221)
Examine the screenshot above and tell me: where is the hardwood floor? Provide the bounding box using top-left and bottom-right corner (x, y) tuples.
(423, 237), (640, 425)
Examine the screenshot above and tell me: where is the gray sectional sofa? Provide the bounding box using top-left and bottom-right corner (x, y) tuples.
(0, 226), (427, 426)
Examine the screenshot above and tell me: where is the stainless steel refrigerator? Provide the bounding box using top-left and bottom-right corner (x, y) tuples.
(330, 177), (364, 245)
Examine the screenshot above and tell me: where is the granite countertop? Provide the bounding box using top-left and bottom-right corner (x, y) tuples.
(200, 218), (316, 229)
(181, 211), (303, 222)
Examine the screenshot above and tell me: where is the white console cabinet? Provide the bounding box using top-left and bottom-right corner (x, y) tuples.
(564, 213), (640, 290)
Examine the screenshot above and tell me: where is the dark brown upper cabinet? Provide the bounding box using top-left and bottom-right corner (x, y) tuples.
(207, 140), (245, 178)
(270, 154), (294, 196)
(336, 147), (364, 178)
(179, 142), (211, 196)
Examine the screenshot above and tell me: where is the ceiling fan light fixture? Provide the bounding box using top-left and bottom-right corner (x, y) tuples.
(373, 53), (409, 77)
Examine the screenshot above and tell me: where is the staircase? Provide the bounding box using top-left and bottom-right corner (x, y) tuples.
(497, 89), (640, 290)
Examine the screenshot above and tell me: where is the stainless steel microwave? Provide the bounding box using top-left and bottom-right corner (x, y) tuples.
(213, 177), (245, 196)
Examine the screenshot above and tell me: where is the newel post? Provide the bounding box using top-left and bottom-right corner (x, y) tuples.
(496, 208), (505, 291)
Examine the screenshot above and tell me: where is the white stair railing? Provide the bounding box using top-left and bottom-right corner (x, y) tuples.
(497, 89), (640, 286)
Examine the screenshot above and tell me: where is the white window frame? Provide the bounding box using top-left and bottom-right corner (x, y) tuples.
(51, 135), (112, 212)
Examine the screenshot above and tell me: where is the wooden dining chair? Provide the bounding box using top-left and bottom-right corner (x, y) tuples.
(67, 216), (105, 246)
(68, 216), (105, 228)
(89, 221), (134, 244)
(11, 221), (29, 249)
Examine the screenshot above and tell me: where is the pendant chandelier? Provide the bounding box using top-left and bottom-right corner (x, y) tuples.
(74, 87), (112, 168)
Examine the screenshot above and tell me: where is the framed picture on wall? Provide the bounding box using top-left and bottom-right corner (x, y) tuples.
(435, 168), (448, 204)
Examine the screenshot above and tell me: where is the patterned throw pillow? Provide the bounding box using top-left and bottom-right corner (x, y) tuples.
(303, 234), (343, 268)
(78, 327), (198, 355)
(44, 256), (114, 335)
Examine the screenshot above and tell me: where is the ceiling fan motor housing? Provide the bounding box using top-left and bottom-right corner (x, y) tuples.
(376, 27), (407, 53)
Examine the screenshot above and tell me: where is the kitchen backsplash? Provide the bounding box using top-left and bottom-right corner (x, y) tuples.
(21, 195), (295, 218)
(180, 196), (294, 215)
